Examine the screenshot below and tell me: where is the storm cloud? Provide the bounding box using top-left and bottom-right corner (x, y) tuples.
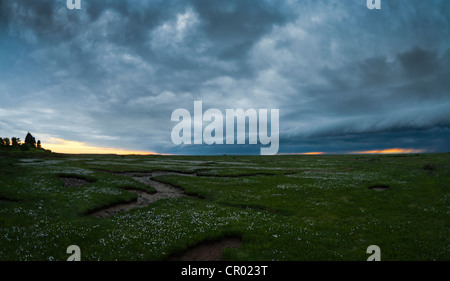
(0, 0), (449, 154)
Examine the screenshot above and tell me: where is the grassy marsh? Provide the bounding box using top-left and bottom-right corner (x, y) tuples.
(0, 153), (448, 261)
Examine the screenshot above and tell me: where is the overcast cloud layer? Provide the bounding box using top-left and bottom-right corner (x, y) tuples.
(0, 0), (449, 154)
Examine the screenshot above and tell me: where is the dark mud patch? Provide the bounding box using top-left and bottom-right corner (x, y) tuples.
(94, 169), (197, 177)
(168, 237), (243, 261)
(60, 177), (90, 187)
(84, 197), (137, 218)
(196, 171), (281, 178)
(58, 174), (96, 187)
(0, 197), (18, 204)
(423, 163), (436, 171)
(369, 184), (390, 191)
(121, 172), (195, 199)
(149, 178), (206, 199)
(225, 202), (279, 213)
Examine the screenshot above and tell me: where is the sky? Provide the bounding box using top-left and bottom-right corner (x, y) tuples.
(0, 0), (449, 155)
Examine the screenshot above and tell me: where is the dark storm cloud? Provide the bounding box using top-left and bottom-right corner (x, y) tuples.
(279, 44), (450, 153)
(0, 0), (449, 154)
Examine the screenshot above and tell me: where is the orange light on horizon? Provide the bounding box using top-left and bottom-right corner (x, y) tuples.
(353, 148), (426, 154)
(281, 152), (326, 155)
(42, 137), (160, 155)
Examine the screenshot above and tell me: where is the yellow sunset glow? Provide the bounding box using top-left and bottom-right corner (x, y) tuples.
(42, 138), (159, 155)
(281, 152), (326, 155)
(353, 148), (425, 154)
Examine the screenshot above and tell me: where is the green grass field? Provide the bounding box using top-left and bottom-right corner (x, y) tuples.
(0, 152), (448, 261)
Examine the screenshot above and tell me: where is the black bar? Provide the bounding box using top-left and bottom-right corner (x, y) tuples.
(0, 261), (444, 280)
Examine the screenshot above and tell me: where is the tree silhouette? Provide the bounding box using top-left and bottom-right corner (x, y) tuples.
(0, 134), (46, 151)
(11, 137), (21, 146)
(3, 138), (10, 147)
(24, 132), (36, 147)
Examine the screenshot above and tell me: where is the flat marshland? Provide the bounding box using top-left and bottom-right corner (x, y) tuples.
(0, 153), (448, 261)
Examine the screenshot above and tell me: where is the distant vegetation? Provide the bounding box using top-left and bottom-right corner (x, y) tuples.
(0, 132), (51, 154)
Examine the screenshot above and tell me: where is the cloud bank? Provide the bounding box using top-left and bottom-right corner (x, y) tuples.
(0, 0), (449, 154)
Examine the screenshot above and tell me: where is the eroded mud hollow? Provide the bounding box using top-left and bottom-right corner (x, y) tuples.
(0, 197), (17, 204)
(369, 184), (390, 191)
(89, 172), (196, 218)
(168, 238), (243, 261)
(60, 177), (91, 188)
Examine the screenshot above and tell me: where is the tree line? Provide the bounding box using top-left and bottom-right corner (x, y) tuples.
(0, 132), (43, 151)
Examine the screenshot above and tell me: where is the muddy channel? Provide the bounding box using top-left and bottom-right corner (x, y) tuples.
(88, 171), (197, 218)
